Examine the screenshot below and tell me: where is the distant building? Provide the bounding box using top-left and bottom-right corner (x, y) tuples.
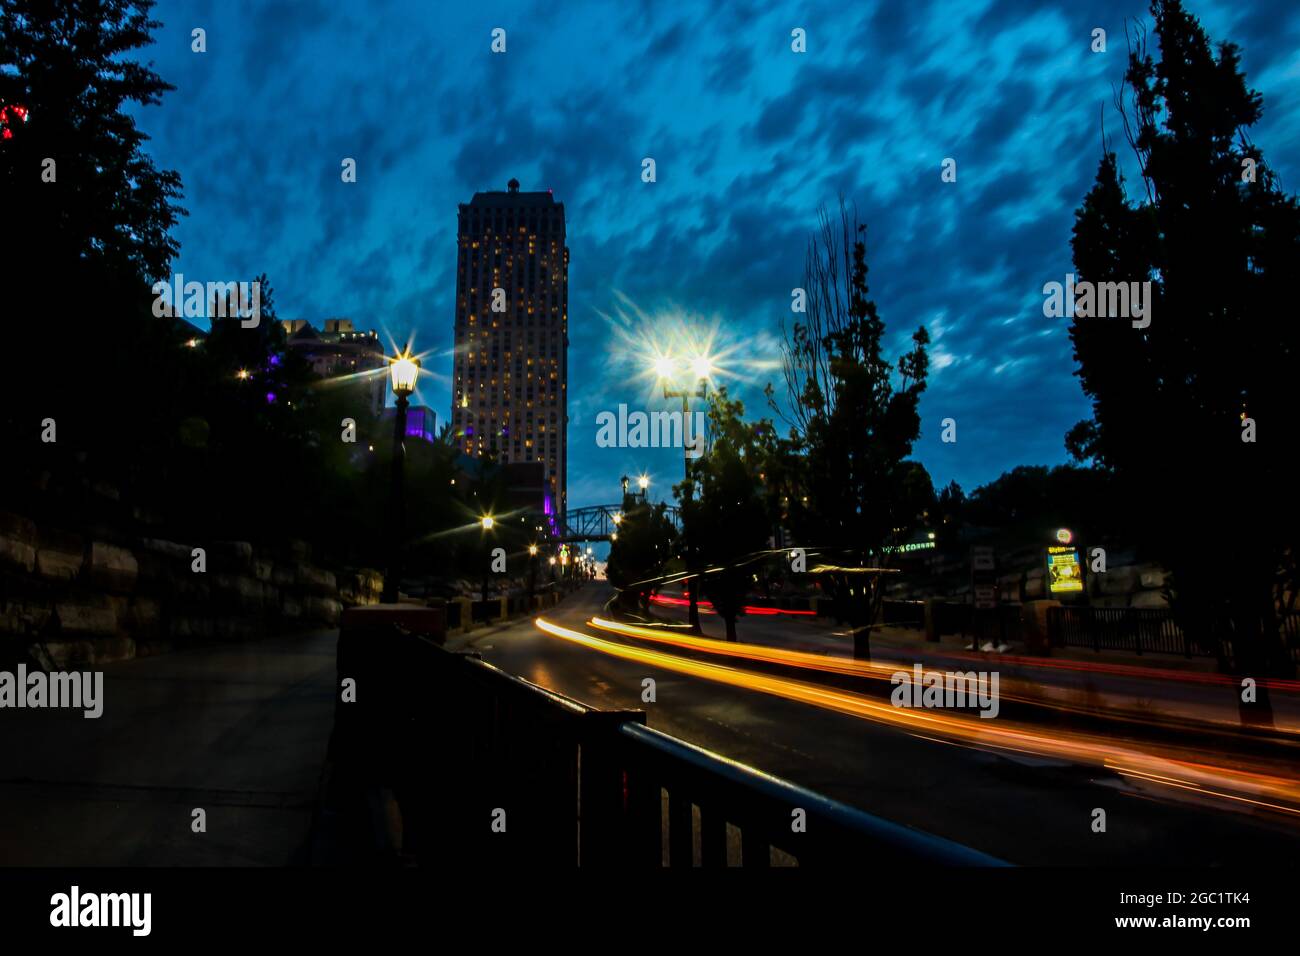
(451, 179), (569, 516)
(282, 318), (386, 416)
(381, 404), (437, 443)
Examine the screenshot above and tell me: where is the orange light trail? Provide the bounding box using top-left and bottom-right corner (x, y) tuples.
(534, 617), (1300, 818)
(586, 616), (1300, 739)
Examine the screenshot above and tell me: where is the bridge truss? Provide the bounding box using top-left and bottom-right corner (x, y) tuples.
(558, 503), (681, 543)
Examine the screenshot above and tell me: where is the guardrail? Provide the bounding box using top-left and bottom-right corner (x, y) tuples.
(327, 608), (1006, 867)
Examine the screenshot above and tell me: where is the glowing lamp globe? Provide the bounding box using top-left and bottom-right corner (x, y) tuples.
(389, 354), (421, 397)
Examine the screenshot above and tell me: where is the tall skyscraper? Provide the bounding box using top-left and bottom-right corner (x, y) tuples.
(451, 179), (569, 515)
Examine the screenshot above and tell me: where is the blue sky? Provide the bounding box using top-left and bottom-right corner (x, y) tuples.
(133, 0), (1300, 511)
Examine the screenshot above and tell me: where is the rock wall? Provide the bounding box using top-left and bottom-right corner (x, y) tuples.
(0, 511), (382, 667)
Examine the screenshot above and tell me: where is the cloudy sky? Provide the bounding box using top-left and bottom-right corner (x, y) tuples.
(133, 0), (1300, 511)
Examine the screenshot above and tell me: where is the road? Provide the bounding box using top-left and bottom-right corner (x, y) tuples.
(0, 632), (336, 866)
(457, 584), (1300, 865)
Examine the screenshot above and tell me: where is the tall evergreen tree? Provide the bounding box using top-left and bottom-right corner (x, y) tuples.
(1, 0), (185, 504)
(1067, 1), (1300, 702)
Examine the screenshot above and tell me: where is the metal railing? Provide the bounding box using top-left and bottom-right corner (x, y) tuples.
(1047, 606), (1300, 664)
(328, 616), (1006, 867)
(1048, 606), (1197, 657)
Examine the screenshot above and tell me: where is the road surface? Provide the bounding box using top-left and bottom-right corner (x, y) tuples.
(457, 585), (1300, 865)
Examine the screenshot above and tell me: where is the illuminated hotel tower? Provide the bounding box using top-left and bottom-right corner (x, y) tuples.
(451, 179), (569, 514)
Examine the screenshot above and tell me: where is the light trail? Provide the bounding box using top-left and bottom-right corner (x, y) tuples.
(534, 617), (1300, 818)
(586, 616), (1300, 739)
(649, 594), (817, 617)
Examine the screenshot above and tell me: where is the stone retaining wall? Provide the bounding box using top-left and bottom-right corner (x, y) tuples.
(0, 511), (382, 667)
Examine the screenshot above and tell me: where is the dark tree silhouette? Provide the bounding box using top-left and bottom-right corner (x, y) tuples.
(1, 0), (185, 465)
(683, 388), (769, 641)
(1067, 2), (1300, 708)
(771, 200), (930, 659)
(606, 496), (677, 612)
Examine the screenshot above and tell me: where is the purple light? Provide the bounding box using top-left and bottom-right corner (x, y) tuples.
(265, 392), (277, 403)
(268, 354), (281, 367)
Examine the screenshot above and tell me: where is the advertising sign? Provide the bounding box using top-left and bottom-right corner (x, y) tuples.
(1046, 545), (1083, 594)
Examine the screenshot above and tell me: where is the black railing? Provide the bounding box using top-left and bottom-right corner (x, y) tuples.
(1047, 605), (1300, 664)
(328, 615), (1006, 867)
(1048, 606), (1193, 656)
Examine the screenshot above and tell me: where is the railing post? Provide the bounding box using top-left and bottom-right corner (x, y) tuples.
(668, 790), (693, 866)
(578, 710), (644, 867)
(741, 824), (770, 867)
(699, 805), (727, 867)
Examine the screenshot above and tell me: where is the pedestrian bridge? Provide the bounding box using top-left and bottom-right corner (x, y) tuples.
(558, 503), (680, 543)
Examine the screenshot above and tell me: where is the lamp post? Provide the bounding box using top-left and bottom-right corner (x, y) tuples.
(381, 351), (420, 603)
(480, 515), (495, 603)
(658, 353), (710, 634)
(528, 543), (539, 605)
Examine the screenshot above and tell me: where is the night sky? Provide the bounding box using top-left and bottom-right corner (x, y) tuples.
(130, 0), (1300, 511)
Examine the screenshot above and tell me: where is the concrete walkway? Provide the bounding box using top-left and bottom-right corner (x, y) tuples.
(0, 631), (337, 866)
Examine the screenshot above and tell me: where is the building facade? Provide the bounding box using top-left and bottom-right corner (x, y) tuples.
(282, 318), (387, 416)
(451, 179), (569, 515)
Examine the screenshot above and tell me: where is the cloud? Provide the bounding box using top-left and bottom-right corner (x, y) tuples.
(135, 0), (1300, 503)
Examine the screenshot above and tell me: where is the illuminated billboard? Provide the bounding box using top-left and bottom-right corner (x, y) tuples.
(1046, 545), (1083, 594)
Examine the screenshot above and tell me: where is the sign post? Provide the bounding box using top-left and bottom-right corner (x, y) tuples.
(970, 545), (996, 649)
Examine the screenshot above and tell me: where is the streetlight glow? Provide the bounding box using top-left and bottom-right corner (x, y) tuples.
(638, 474), (650, 490)
(481, 515), (495, 530)
(389, 352), (421, 397)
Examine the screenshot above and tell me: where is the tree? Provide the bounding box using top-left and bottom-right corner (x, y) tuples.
(683, 388), (769, 641)
(771, 200), (930, 658)
(606, 495), (677, 612)
(1067, 1), (1299, 703)
(1, 0), (185, 490)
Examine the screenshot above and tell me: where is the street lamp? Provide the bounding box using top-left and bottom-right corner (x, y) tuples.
(381, 350), (421, 603)
(481, 515), (495, 531)
(654, 352), (710, 634)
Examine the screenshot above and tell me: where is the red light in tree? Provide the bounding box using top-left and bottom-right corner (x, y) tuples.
(1, 103), (30, 140)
